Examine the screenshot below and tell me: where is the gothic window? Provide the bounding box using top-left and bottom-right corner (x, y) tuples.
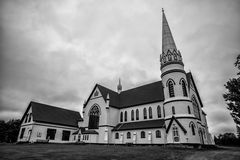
(131, 110), (134, 121)
(24, 114), (28, 123)
(127, 132), (131, 139)
(163, 106), (165, 117)
(163, 57), (166, 63)
(174, 54), (177, 60)
(168, 54), (172, 61)
(172, 126), (179, 142)
(192, 96), (201, 120)
(141, 131), (145, 138)
(88, 105), (100, 129)
(94, 90), (99, 97)
(168, 80), (175, 97)
(156, 130), (161, 138)
(181, 80), (188, 97)
(188, 106), (191, 114)
(28, 113), (32, 123)
(124, 111), (127, 122)
(157, 105), (161, 118)
(143, 108), (147, 119)
(172, 106), (175, 115)
(136, 109), (139, 120)
(115, 133), (119, 139)
(149, 107), (152, 119)
(189, 122), (195, 135)
(120, 112), (123, 122)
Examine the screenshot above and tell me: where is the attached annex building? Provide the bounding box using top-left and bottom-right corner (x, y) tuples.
(18, 11), (214, 145)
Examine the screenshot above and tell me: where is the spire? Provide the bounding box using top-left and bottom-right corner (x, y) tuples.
(117, 78), (122, 94)
(162, 9), (177, 53)
(160, 9), (183, 69)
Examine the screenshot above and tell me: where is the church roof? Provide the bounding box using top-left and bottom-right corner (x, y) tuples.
(97, 81), (164, 108)
(21, 101), (83, 127)
(112, 119), (165, 131)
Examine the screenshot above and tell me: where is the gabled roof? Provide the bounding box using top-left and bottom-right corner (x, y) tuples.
(21, 101), (82, 127)
(186, 72), (203, 107)
(112, 119), (165, 131)
(166, 116), (187, 134)
(85, 81), (164, 109)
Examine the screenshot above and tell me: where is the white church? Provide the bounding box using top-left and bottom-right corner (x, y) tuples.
(17, 10), (214, 145)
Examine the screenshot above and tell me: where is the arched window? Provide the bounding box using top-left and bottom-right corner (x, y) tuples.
(163, 106), (165, 117)
(143, 108), (147, 119)
(192, 96), (201, 120)
(149, 107), (152, 119)
(120, 112), (123, 122)
(181, 80), (188, 97)
(24, 114), (28, 123)
(115, 133), (119, 139)
(188, 106), (191, 114)
(131, 110), (134, 121)
(168, 54), (172, 61)
(28, 113), (32, 122)
(156, 130), (161, 138)
(141, 131), (145, 138)
(174, 55), (177, 60)
(124, 111), (127, 122)
(88, 105), (100, 129)
(127, 132), (131, 139)
(172, 106), (175, 115)
(189, 122), (195, 135)
(172, 126), (179, 142)
(168, 80), (175, 97)
(157, 106), (161, 118)
(136, 109), (139, 120)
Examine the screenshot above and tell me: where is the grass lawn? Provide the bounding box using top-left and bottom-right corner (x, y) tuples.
(0, 144), (239, 160)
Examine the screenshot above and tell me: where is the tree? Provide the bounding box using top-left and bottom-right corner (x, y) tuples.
(223, 54), (240, 138)
(0, 119), (21, 143)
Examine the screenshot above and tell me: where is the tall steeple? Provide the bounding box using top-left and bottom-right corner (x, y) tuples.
(160, 9), (183, 69)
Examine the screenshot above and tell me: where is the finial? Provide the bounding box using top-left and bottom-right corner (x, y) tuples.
(117, 78), (122, 93)
(106, 93), (110, 100)
(162, 8), (164, 12)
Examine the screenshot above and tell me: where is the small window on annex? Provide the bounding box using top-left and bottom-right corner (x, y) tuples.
(62, 130), (71, 141)
(157, 105), (161, 118)
(120, 112), (123, 122)
(46, 128), (56, 140)
(149, 107), (152, 119)
(131, 110), (134, 121)
(143, 108), (147, 119)
(156, 130), (161, 138)
(124, 111), (127, 122)
(172, 106), (175, 115)
(115, 133), (119, 139)
(20, 128), (25, 139)
(127, 132), (131, 139)
(141, 131), (146, 138)
(136, 109), (139, 120)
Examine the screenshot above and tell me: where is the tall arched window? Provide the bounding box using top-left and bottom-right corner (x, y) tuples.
(168, 80), (175, 97)
(188, 106), (191, 114)
(157, 106), (161, 118)
(136, 109), (139, 120)
(149, 107), (152, 119)
(192, 96), (201, 120)
(189, 122), (195, 135)
(131, 110), (134, 121)
(143, 108), (147, 119)
(181, 80), (188, 97)
(173, 126), (179, 142)
(88, 105), (100, 129)
(124, 111), (127, 122)
(156, 130), (161, 138)
(120, 112), (123, 122)
(172, 106), (175, 115)
(141, 131), (145, 138)
(127, 132), (131, 139)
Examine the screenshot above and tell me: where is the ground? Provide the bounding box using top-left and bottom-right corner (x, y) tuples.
(0, 144), (239, 160)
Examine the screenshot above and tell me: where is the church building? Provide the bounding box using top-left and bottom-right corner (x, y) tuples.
(18, 10), (214, 145)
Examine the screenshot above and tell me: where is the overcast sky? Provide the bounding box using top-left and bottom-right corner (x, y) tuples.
(0, 0), (240, 136)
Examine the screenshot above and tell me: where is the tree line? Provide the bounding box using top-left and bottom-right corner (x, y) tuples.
(0, 119), (21, 143)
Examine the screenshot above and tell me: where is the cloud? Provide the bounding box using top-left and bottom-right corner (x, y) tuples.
(0, 0), (240, 136)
